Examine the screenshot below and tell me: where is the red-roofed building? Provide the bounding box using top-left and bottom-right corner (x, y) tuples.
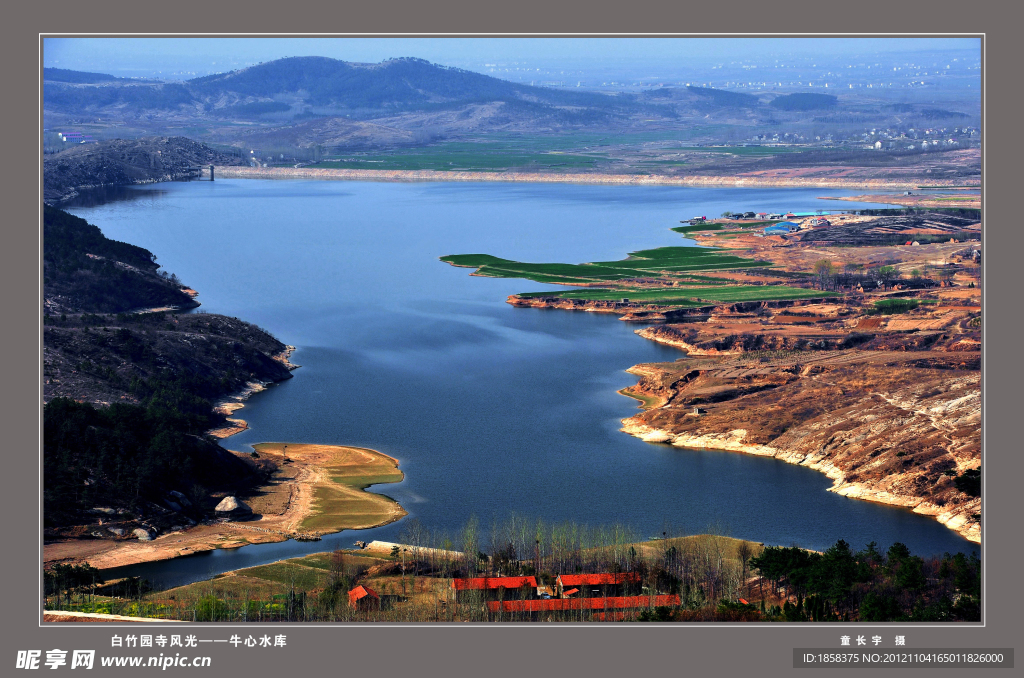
(487, 594), (680, 618)
(452, 576), (537, 590)
(451, 576), (537, 602)
(556, 572), (640, 598)
(348, 585), (380, 611)
(558, 573), (639, 587)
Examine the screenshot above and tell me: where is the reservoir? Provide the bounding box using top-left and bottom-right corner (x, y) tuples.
(67, 179), (976, 588)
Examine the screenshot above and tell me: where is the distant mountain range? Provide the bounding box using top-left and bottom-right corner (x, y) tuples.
(44, 57), (647, 126)
(43, 56), (978, 152)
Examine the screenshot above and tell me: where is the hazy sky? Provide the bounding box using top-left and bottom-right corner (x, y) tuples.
(44, 37), (981, 80)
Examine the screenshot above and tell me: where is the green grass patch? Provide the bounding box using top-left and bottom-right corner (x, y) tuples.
(523, 285), (834, 304)
(235, 563), (329, 590)
(672, 145), (803, 155)
(440, 254), (516, 268)
(443, 246), (772, 286)
(312, 139), (605, 172)
(442, 243), (801, 306)
(286, 552), (383, 572)
(673, 223), (725, 233)
(618, 388), (663, 410)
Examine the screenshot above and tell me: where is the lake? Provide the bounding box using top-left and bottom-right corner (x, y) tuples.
(67, 178), (976, 588)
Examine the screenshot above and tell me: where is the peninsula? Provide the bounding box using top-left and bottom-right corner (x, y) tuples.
(43, 206), (406, 571)
(443, 208), (981, 542)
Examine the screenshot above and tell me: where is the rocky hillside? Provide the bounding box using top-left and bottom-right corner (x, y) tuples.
(43, 205), (198, 314)
(621, 346), (980, 542)
(43, 137), (244, 205)
(43, 205), (294, 407)
(43, 312), (294, 407)
(43, 208), (295, 537)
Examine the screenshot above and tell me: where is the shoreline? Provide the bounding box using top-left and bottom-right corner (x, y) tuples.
(207, 345), (299, 439)
(620, 420), (980, 544)
(46, 441), (407, 572)
(617, 368), (981, 544)
(212, 166), (972, 190)
(44, 346), (413, 572)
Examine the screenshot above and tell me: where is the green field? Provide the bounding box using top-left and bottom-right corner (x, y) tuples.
(672, 220), (783, 234)
(518, 285), (835, 304)
(439, 239), (838, 308)
(314, 149), (603, 172)
(671, 145), (804, 155)
(310, 131), (782, 173)
(673, 223), (724, 233)
(441, 246), (772, 285)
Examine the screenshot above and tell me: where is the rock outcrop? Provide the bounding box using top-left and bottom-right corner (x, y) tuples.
(214, 496), (253, 520)
(620, 348), (981, 542)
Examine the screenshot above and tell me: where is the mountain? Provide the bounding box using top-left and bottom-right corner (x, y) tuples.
(43, 136), (245, 205)
(42, 58), (980, 163)
(43, 67), (132, 84)
(44, 57), (638, 124)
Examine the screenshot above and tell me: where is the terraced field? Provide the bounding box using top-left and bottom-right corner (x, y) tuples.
(517, 286), (836, 304)
(442, 244), (834, 307)
(441, 246), (773, 286)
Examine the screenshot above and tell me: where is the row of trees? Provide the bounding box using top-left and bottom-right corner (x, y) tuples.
(810, 259), (956, 291)
(44, 519), (980, 623)
(43, 396), (252, 525)
(749, 540), (980, 622)
(811, 260), (898, 291)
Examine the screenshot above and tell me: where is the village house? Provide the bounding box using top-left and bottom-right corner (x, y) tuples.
(348, 585), (380, 611)
(451, 575), (537, 602)
(555, 572), (641, 598)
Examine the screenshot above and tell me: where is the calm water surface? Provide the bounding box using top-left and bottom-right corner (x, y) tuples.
(68, 179), (975, 588)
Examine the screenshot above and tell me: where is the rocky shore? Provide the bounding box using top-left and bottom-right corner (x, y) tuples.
(619, 348), (981, 543)
(622, 420), (980, 543)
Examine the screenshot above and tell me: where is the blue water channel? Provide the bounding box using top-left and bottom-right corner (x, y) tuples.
(66, 179), (977, 589)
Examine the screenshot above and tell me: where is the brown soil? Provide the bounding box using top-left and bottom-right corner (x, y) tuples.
(44, 442), (405, 571)
(620, 313), (981, 542)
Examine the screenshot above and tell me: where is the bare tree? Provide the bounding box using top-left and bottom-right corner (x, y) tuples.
(813, 259), (837, 291)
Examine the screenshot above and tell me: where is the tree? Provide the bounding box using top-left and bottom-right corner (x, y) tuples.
(876, 265), (898, 290)
(737, 542), (754, 595)
(45, 564), (104, 609)
(954, 467), (981, 497)
(813, 259), (837, 290)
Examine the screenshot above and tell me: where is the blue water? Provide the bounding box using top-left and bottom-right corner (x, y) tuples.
(68, 179), (975, 589)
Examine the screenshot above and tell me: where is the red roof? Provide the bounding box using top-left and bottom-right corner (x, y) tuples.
(563, 588), (579, 597)
(452, 576), (537, 591)
(348, 586), (379, 606)
(557, 572), (640, 587)
(488, 594), (680, 613)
